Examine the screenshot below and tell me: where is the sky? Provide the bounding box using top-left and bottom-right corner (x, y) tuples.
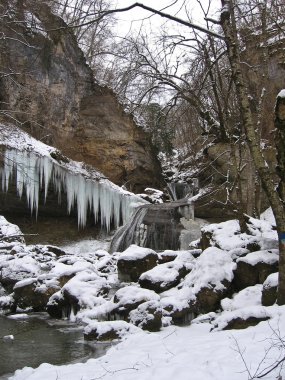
(113, 0), (221, 37)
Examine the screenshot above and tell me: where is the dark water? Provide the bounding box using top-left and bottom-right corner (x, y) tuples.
(0, 314), (111, 379)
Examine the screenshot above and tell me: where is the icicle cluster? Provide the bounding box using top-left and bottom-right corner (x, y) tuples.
(1, 149), (142, 230)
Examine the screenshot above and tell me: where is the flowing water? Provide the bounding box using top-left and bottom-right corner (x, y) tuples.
(0, 313), (112, 379)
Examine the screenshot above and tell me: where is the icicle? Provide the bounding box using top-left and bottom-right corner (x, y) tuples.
(0, 148), (146, 230)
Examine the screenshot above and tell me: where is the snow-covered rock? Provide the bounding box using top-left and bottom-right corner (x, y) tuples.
(262, 272), (278, 306)
(84, 320), (140, 341)
(117, 245), (158, 282)
(234, 250), (279, 290)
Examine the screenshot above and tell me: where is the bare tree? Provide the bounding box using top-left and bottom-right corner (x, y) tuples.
(69, 0), (285, 304)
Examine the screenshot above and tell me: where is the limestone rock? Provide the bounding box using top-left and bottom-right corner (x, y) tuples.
(0, 1), (162, 192)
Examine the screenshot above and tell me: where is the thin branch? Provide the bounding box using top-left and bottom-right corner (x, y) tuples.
(50, 3), (225, 40)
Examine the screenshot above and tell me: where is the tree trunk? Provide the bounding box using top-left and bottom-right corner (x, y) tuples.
(220, 0), (285, 304)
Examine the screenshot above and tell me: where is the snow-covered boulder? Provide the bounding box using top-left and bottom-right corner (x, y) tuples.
(0, 294), (15, 314)
(213, 307), (270, 330)
(160, 287), (195, 325)
(139, 252), (194, 293)
(112, 285), (160, 319)
(47, 270), (109, 319)
(117, 245), (158, 282)
(262, 272), (278, 306)
(84, 320), (140, 341)
(139, 263), (182, 293)
(129, 300), (162, 331)
(233, 250), (279, 290)
(13, 278), (59, 312)
(181, 247), (236, 314)
(212, 285), (270, 330)
(158, 250), (178, 264)
(200, 218), (278, 252)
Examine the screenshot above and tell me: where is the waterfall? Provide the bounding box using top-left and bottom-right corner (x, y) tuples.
(110, 201), (195, 252)
(110, 206), (148, 253)
(0, 148), (146, 231)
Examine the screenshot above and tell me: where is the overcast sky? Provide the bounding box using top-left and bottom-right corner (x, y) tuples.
(113, 0), (221, 37)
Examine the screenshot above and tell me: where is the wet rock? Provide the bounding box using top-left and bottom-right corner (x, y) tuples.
(117, 245), (158, 282)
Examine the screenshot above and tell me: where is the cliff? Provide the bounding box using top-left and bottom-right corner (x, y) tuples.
(0, 0), (163, 192)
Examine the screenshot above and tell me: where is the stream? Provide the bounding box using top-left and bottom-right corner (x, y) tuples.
(0, 313), (112, 379)
(0, 235), (113, 379)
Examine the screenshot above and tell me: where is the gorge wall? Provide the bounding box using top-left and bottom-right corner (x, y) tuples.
(0, 0), (163, 193)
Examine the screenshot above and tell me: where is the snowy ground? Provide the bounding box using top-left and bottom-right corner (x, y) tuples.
(10, 306), (285, 380)
(0, 209), (284, 380)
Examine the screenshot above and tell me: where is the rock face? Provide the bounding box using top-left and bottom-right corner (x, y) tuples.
(0, 1), (162, 192)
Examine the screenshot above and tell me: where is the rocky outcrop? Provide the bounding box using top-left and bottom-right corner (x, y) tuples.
(0, 0), (162, 192)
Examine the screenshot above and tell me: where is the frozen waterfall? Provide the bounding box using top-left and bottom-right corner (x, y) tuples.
(1, 149), (144, 230)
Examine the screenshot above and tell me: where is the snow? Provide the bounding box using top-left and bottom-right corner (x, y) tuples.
(139, 265), (180, 284)
(263, 272), (278, 288)
(118, 245), (157, 260)
(201, 217), (278, 252)
(221, 285), (263, 311)
(1, 209), (285, 380)
(10, 307), (285, 380)
(277, 89), (285, 98)
(181, 247), (236, 293)
(237, 249), (279, 266)
(114, 285), (160, 305)
(84, 320), (140, 337)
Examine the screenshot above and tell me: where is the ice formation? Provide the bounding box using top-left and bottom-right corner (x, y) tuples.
(1, 149), (145, 230)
